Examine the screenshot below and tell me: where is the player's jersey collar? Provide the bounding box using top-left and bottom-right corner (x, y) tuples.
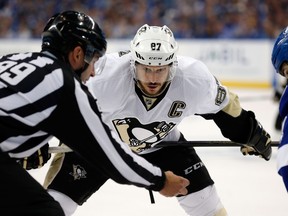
(135, 82), (170, 111)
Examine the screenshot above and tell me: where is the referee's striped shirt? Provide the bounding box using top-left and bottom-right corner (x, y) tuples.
(0, 52), (165, 191)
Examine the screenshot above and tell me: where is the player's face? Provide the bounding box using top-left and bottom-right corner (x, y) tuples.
(70, 46), (100, 83)
(135, 64), (170, 95)
(280, 62), (288, 79)
(81, 56), (99, 83)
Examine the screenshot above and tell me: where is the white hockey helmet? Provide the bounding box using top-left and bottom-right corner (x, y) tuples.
(130, 24), (178, 66)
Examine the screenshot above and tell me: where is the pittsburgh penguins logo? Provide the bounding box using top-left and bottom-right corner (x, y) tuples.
(69, 164), (87, 180)
(112, 117), (175, 153)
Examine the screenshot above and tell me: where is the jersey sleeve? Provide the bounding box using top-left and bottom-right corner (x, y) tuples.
(277, 117), (288, 191)
(278, 89), (288, 192)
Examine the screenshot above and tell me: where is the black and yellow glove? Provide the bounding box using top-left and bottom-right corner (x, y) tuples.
(240, 121), (272, 161)
(18, 143), (51, 170)
(199, 108), (272, 161)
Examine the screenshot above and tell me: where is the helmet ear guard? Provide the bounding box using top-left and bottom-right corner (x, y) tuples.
(272, 26), (288, 76)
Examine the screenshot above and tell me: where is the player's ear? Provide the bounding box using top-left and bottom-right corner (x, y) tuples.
(68, 46), (84, 68)
(73, 46), (84, 62)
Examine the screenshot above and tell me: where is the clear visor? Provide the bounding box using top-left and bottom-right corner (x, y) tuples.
(94, 55), (107, 75)
(131, 61), (177, 83)
(84, 44), (105, 64)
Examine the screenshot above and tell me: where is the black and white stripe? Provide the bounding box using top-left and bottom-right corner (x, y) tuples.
(0, 52), (164, 190)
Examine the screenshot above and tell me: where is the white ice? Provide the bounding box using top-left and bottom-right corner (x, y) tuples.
(30, 88), (288, 216)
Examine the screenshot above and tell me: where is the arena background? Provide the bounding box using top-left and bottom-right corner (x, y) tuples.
(0, 39), (275, 88)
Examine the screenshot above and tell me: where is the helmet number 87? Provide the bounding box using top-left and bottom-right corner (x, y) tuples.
(151, 43), (161, 51)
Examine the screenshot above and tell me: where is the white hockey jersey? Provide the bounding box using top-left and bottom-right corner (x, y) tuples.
(87, 51), (229, 154)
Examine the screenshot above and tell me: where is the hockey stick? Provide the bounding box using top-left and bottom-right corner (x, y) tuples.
(48, 140), (279, 154)
(156, 140), (279, 147)
(48, 146), (73, 153)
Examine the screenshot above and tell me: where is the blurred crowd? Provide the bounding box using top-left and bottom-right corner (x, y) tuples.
(1, 0), (288, 39)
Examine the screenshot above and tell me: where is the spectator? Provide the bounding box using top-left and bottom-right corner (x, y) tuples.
(0, 0), (288, 39)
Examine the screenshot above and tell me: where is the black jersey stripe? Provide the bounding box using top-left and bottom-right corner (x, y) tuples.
(9, 134), (50, 154)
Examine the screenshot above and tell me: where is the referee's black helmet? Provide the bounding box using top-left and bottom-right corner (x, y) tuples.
(41, 10), (107, 64)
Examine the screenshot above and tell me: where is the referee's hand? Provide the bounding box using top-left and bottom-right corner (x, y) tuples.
(159, 171), (190, 197)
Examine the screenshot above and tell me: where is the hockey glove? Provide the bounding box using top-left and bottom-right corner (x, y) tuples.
(240, 121), (272, 161)
(18, 143), (51, 170)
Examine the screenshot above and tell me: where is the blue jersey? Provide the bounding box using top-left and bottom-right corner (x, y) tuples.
(278, 86), (288, 191)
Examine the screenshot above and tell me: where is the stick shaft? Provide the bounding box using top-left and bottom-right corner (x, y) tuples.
(48, 146), (72, 153)
(156, 140), (279, 147)
(48, 141), (279, 153)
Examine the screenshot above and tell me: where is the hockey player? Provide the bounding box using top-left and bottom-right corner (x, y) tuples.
(271, 26), (288, 192)
(41, 24), (272, 216)
(0, 14), (190, 216)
